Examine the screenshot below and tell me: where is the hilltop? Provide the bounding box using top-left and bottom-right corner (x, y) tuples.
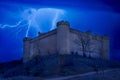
(0, 54), (120, 79)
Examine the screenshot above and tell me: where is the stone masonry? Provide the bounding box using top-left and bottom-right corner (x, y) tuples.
(23, 21), (109, 62)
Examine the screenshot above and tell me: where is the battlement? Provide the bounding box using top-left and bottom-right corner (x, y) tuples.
(57, 20), (70, 27)
(23, 37), (32, 41)
(93, 34), (102, 41)
(38, 32), (44, 36)
(102, 35), (109, 40)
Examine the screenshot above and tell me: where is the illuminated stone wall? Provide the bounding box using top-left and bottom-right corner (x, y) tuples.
(23, 21), (109, 62)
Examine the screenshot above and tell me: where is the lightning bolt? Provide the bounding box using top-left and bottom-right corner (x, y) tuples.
(25, 20), (31, 37)
(0, 8), (66, 38)
(51, 11), (60, 30)
(1, 20), (24, 28)
(0, 7), (66, 61)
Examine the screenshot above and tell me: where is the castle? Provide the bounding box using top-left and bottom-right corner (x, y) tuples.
(23, 21), (109, 62)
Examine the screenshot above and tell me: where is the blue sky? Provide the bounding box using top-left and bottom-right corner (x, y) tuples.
(0, 0), (120, 62)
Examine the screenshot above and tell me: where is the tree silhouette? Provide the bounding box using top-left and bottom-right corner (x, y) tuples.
(75, 32), (91, 57)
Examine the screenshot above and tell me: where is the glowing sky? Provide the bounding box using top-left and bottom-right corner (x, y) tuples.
(0, 0), (120, 62)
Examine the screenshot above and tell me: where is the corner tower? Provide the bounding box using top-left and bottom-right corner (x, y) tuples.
(57, 21), (70, 54)
(102, 35), (110, 59)
(23, 37), (31, 63)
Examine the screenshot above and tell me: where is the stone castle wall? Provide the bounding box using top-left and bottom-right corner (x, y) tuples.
(23, 21), (110, 62)
(23, 30), (57, 62)
(69, 28), (109, 59)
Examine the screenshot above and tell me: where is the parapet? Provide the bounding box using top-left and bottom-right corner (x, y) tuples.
(93, 34), (102, 41)
(38, 32), (44, 36)
(23, 37), (32, 42)
(57, 20), (70, 27)
(86, 30), (92, 35)
(102, 35), (109, 40)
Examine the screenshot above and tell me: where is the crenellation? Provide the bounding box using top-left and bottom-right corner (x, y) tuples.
(102, 35), (109, 40)
(23, 37), (32, 41)
(30, 30), (57, 43)
(93, 34), (102, 41)
(57, 20), (70, 27)
(70, 28), (82, 35)
(38, 32), (43, 36)
(86, 30), (92, 35)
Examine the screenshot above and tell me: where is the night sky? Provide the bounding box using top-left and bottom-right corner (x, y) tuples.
(0, 0), (120, 62)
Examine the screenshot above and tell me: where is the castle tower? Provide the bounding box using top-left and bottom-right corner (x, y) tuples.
(102, 35), (110, 59)
(57, 21), (70, 54)
(23, 37), (31, 63)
